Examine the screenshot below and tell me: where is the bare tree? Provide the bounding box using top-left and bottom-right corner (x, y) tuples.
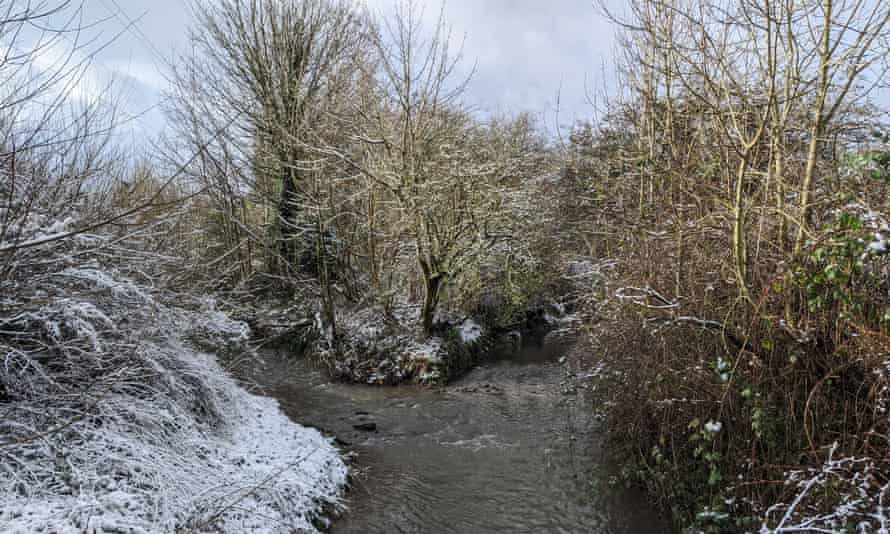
(792, 0), (890, 254)
(332, 1), (525, 334)
(165, 0), (372, 339)
(166, 0), (365, 275)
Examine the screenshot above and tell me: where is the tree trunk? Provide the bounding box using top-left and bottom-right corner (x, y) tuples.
(367, 185), (378, 290)
(795, 123), (824, 255)
(733, 155), (751, 301)
(420, 271), (442, 336)
(278, 164), (300, 274)
(795, 0), (832, 255)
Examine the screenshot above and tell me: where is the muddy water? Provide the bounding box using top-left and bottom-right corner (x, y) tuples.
(251, 337), (667, 533)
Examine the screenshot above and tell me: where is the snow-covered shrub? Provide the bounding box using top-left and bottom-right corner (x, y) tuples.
(322, 306), (417, 385)
(323, 305), (490, 385)
(762, 444), (890, 533)
(0, 8), (344, 529)
(0, 229), (346, 532)
(185, 297), (252, 355)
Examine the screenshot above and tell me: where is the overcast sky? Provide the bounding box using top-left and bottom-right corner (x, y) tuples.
(34, 1), (618, 141)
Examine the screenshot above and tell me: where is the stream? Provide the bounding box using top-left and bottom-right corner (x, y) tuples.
(249, 334), (667, 533)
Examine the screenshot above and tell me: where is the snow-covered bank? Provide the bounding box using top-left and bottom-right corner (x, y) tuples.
(323, 306), (492, 385)
(2, 378), (347, 534)
(1, 239), (347, 533)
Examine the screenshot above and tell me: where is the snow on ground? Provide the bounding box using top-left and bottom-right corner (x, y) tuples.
(1, 382), (347, 534)
(458, 319), (483, 344)
(1, 258), (347, 533)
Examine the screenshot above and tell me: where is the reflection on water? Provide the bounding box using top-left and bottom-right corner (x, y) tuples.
(249, 335), (668, 534)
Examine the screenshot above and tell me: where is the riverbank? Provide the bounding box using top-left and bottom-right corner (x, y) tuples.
(0, 266), (347, 533)
(247, 296), (575, 387)
(324, 308), (495, 385)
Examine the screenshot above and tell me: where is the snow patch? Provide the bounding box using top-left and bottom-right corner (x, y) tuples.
(868, 232), (888, 254)
(704, 421), (723, 433)
(408, 337), (444, 363)
(458, 319), (483, 343)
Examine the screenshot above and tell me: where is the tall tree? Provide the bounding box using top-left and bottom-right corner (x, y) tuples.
(167, 0), (365, 278)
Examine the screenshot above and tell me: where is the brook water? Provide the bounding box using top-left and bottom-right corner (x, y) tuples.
(251, 335), (666, 533)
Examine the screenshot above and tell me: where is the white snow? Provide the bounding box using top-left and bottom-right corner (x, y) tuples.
(0, 212), (76, 252)
(409, 337), (444, 363)
(1, 261), (347, 534)
(704, 421), (723, 433)
(1, 385), (347, 534)
(186, 302), (252, 352)
(843, 203), (890, 258)
(868, 232), (888, 254)
(58, 267), (153, 304)
(38, 298), (116, 352)
(458, 319), (483, 343)
(759, 443), (890, 533)
(715, 356), (731, 383)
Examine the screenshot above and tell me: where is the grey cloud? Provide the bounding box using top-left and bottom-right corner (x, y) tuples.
(367, 0), (616, 125)
(43, 0), (618, 136)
